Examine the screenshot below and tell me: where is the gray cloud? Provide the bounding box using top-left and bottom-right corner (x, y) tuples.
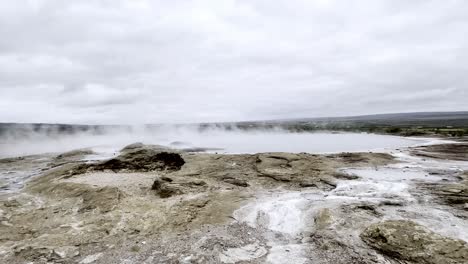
(0, 0), (467, 124)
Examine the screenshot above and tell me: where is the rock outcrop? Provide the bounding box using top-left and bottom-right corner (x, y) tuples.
(151, 177), (208, 198)
(411, 143), (468, 161)
(361, 220), (468, 264)
(255, 153), (322, 182)
(68, 148), (185, 175)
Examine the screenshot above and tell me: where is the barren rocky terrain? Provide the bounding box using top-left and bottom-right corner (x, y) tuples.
(0, 142), (467, 263)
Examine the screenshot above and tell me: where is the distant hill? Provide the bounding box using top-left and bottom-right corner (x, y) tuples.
(278, 111), (468, 127)
(1, 111), (467, 139)
(209, 111), (468, 136)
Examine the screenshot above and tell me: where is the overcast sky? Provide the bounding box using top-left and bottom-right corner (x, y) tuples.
(0, 0), (467, 124)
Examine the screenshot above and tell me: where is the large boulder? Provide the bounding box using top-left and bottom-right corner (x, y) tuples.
(68, 148), (185, 175)
(361, 220), (468, 264)
(94, 149), (185, 172)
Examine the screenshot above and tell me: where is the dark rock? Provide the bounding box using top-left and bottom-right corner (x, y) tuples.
(66, 163), (90, 176)
(332, 171), (359, 180)
(69, 149), (185, 175)
(320, 178), (337, 188)
(411, 143), (468, 161)
(355, 204), (376, 211)
(188, 180), (207, 186)
(379, 200), (406, 206)
(94, 150), (185, 172)
(299, 181), (317, 188)
(3, 199), (21, 207)
(151, 178), (163, 191)
(158, 184), (183, 198)
(222, 177), (249, 187)
(152, 179), (183, 198)
(260, 174), (292, 182)
(335, 153), (368, 163)
(161, 176), (173, 182)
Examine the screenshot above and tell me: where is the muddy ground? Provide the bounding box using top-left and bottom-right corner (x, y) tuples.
(0, 142), (467, 263)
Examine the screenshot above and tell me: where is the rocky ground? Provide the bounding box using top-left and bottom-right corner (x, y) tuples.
(0, 142), (467, 263)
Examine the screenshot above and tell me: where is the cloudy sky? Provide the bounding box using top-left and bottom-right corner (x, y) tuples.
(0, 0), (467, 124)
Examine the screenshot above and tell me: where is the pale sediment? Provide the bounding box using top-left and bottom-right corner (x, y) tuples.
(0, 143), (467, 263)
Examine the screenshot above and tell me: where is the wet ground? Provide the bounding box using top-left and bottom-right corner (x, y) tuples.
(0, 140), (467, 263)
(231, 146), (468, 263)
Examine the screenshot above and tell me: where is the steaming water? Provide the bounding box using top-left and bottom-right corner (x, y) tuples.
(0, 129), (441, 194)
(0, 129), (432, 158)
